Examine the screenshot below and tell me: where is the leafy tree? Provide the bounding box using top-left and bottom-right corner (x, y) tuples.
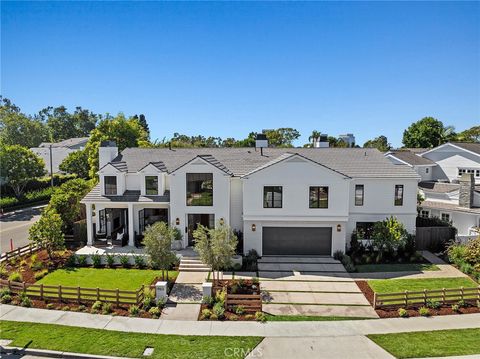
(47, 178), (93, 233)
(234, 132), (256, 147)
(0, 145), (45, 197)
(402, 117), (456, 148)
(363, 135), (391, 152)
(0, 97), (49, 148)
(29, 208), (65, 259)
(132, 114), (150, 138)
(456, 126), (480, 143)
(85, 114), (149, 177)
(143, 222), (178, 280)
(372, 216), (408, 255)
(193, 222), (238, 284)
(59, 149), (90, 179)
(263, 128), (300, 147)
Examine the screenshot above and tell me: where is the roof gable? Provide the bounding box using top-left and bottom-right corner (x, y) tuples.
(421, 142), (480, 158)
(98, 162), (127, 173)
(170, 154), (233, 175)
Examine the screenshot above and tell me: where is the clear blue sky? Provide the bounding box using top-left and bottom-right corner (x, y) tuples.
(2, 1), (479, 147)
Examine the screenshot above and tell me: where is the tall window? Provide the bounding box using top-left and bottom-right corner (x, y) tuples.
(264, 186), (283, 208)
(441, 213), (450, 222)
(309, 186), (328, 208)
(186, 173), (213, 206)
(145, 176), (158, 195)
(355, 185), (364, 206)
(394, 185), (404, 206)
(104, 176), (117, 195)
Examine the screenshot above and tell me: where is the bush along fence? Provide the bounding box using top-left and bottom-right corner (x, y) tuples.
(374, 286), (480, 309)
(0, 243), (40, 263)
(0, 279), (148, 306)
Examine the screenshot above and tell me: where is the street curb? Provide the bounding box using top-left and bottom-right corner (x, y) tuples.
(0, 346), (136, 359)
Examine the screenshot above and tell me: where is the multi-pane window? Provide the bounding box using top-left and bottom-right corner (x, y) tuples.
(309, 186), (329, 208)
(441, 213), (450, 222)
(104, 176), (117, 195)
(458, 168), (480, 178)
(145, 176), (158, 195)
(420, 210), (429, 218)
(355, 185), (364, 206)
(186, 173), (213, 206)
(264, 186), (283, 208)
(394, 185), (404, 206)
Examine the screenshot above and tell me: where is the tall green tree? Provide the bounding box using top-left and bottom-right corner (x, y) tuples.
(132, 114), (150, 138)
(0, 145), (45, 197)
(29, 208), (65, 260)
(85, 114), (149, 177)
(402, 117), (456, 148)
(59, 149), (90, 179)
(143, 221), (178, 280)
(363, 135), (391, 152)
(456, 126), (480, 143)
(263, 128), (300, 147)
(0, 97), (49, 148)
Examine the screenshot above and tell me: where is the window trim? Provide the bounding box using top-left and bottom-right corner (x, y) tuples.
(440, 212), (451, 222)
(309, 186), (329, 209)
(104, 176), (117, 196)
(355, 184), (364, 206)
(263, 186), (283, 208)
(420, 210), (430, 218)
(394, 184), (404, 206)
(145, 175), (159, 196)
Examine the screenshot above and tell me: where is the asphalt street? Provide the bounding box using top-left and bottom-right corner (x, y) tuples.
(0, 206), (44, 254)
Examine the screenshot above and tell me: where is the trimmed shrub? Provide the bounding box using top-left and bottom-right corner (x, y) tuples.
(212, 302), (225, 319)
(202, 295), (214, 307)
(215, 287), (227, 306)
(65, 254), (77, 268)
(8, 271), (22, 282)
(106, 254), (116, 268)
(451, 304), (460, 312)
(156, 297), (167, 309)
(200, 308), (212, 320)
(62, 306), (70, 311)
(418, 306), (430, 317)
(92, 253), (102, 268)
(102, 302), (112, 314)
(77, 255), (87, 267)
(46, 303), (55, 309)
(398, 308), (408, 318)
(119, 255), (130, 268)
(143, 291), (155, 310)
(148, 306), (161, 318)
(235, 305), (245, 315)
(255, 311), (267, 322)
(91, 300), (103, 311)
(134, 255), (146, 269)
(0, 294), (12, 304)
(426, 299), (441, 310)
(129, 305), (140, 316)
(19, 293), (32, 307)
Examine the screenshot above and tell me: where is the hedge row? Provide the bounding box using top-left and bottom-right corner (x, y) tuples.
(0, 173), (76, 197)
(0, 187), (55, 210)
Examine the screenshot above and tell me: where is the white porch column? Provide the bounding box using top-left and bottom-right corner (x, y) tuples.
(128, 203), (135, 247)
(86, 204), (93, 246)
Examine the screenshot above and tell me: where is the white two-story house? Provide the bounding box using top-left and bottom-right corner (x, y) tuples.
(81, 140), (419, 256)
(386, 142), (480, 237)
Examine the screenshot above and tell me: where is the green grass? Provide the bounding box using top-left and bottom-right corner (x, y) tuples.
(265, 314), (375, 321)
(368, 277), (478, 294)
(356, 263), (439, 273)
(36, 268), (178, 290)
(0, 321), (262, 359)
(368, 328), (480, 358)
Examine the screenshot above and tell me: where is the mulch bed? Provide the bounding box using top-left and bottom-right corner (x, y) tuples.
(356, 280), (480, 318)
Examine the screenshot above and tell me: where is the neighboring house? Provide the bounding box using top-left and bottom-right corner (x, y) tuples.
(31, 137), (89, 174)
(81, 140), (419, 256)
(338, 133), (355, 147)
(386, 142), (480, 236)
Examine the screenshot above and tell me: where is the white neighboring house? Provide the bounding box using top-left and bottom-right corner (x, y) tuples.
(386, 142), (480, 237)
(31, 137), (89, 174)
(81, 140), (419, 256)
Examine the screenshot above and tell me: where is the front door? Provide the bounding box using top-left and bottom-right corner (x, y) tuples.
(187, 214), (215, 246)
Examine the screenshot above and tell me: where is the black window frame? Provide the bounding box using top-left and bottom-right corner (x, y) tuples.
(394, 184), (404, 206)
(355, 184), (364, 206)
(145, 176), (159, 195)
(186, 173), (213, 206)
(104, 176), (117, 195)
(309, 186), (329, 209)
(263, 186), (283, 208)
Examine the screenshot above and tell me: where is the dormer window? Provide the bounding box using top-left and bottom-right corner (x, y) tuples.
(104, 176), (117, 195)
(145, 176), (159, 195)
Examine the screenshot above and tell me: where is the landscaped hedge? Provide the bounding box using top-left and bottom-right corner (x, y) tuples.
(0, 173), (76, 197)
(0, 187), (55, 210)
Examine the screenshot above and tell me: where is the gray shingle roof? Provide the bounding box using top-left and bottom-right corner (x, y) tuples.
(388, 151), (436, 166)
(419, 181), (480, 194)
(111, 147), (419, 178)
(422, 200), (480, 214)
(82, 185), (170, 203)
(39, 137), (89, 148)
(450, 142), (480, 156)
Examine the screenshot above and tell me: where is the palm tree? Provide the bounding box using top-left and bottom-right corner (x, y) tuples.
(309, 130), (321, 144)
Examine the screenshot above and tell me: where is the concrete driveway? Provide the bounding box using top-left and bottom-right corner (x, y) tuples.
(258, 256), (378, 318)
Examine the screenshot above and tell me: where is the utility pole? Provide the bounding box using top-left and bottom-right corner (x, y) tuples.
(49, 144), (54, 188)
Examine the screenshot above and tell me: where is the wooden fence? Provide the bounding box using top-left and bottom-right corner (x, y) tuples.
(225, 293), (262, 313)
(374, 286), (480, 309)
(0, 243), (39, 263)
(415, 227), (456, 250)
(0, 279), (146, 306)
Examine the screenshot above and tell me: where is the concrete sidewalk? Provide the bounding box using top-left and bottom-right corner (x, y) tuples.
(1, 304), (479, 338)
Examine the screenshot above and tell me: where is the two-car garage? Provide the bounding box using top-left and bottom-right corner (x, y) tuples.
(262, 227), (333, 256)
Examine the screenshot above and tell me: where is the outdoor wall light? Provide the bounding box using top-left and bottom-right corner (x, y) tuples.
(219, 218), (225, 225)
(175, 218), (180, 225)
(337, 224), (342, 232)
(251, 224), (256, 232)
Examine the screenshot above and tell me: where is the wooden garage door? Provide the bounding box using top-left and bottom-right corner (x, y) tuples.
(262, 227), (332, 256)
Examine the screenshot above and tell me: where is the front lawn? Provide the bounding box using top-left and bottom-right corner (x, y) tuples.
(265, 314), (375, 321)
(356, 263), (439, 273)
(36, 268), (178, 290)
(368, 328), (480, 358)
(0, 321), (262, 359)
(368, 277), (478, 294)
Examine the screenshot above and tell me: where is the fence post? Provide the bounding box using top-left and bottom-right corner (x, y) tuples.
(22, 281), (26, 295)
(373, 292), (377, 309)
(8, 280), (11, 291)
(58, 285), (62, 302)
(404, 290), (408, 307)
(96, 287), (100, 301)
(77, 286), (81, 304)
(116, 289), (119, 307)
(460, 286), (464, 302)
(40, 284), (44, 300)
(423, 289), (427, 305)
(442, 288), (446, 304)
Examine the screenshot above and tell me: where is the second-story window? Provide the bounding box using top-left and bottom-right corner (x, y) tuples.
(394, 184), (404, 206)
(355, 185), (364, 206)
(264, 186), (282, 208)
(309, 186), (328, 208)
(145, 176), (158, 195)
(104, 176), (117, 195)
(186, 173), (213, 206)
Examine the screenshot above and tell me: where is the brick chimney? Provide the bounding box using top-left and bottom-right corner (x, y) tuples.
(458, 173), (474, 208)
